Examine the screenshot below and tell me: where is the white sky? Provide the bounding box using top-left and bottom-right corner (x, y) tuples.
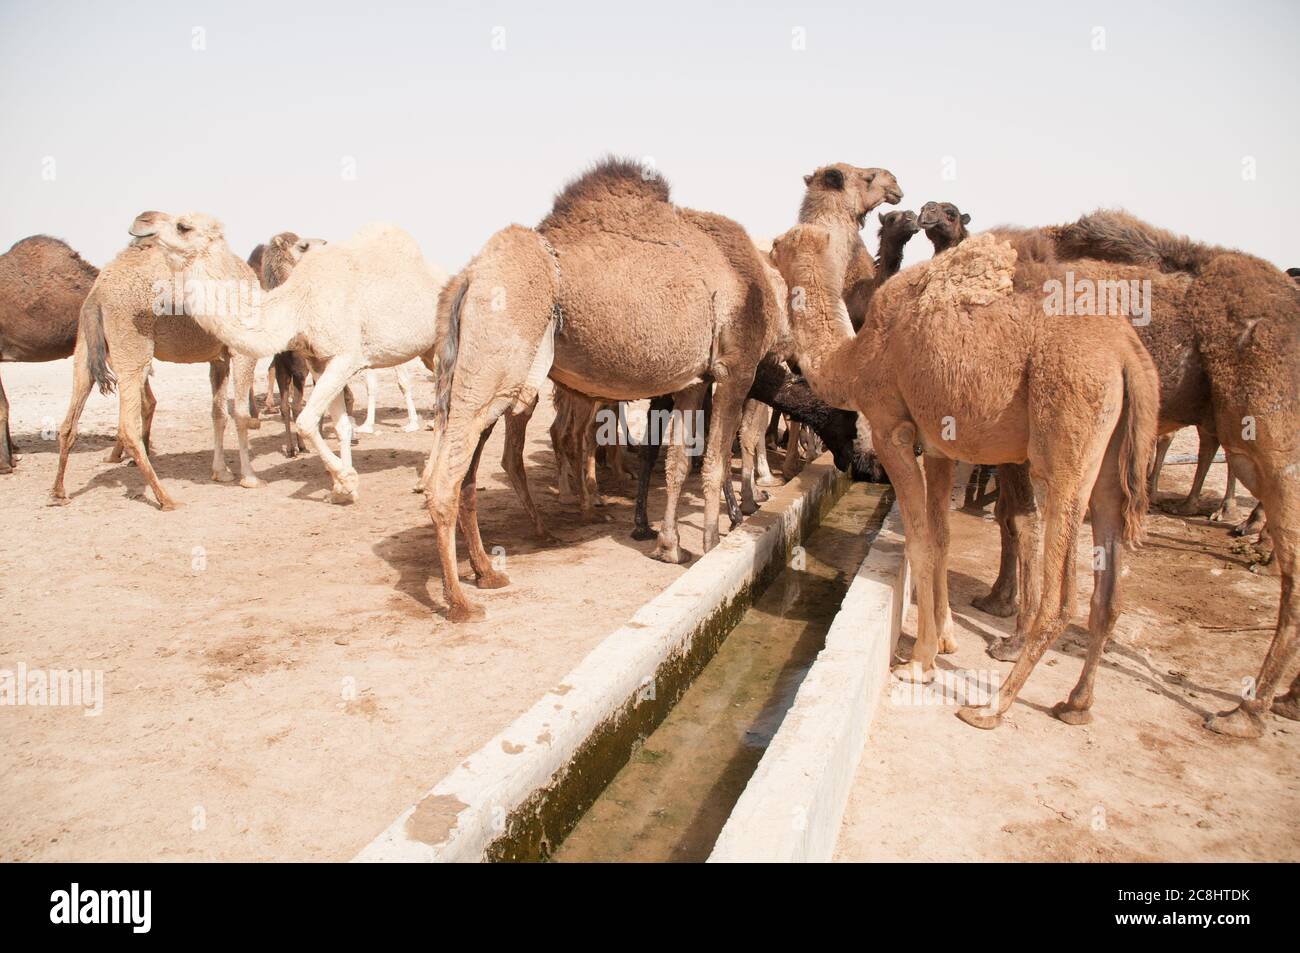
(2, 0), (1296, 273)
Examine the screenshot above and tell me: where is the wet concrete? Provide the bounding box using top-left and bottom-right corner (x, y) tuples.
(553, 483), (891, 862)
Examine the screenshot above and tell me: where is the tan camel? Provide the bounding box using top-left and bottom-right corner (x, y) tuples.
(769, 223), (1159, 729)
(0, 236), (99, 473)
(140, 214), (445, 503)
(49, 213), (261, 510)
(1039, 212), (1299, 738)
(797, 163), (904, 328)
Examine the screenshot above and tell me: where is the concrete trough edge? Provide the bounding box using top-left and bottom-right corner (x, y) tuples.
(707, 501), (907, 863)
(352, 453), (847, 862)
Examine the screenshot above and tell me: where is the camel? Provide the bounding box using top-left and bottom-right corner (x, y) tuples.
(49, 213), (261, 509)
(140, 213), (445, 504)
(257, 232), (326, 456)
(918, 200), (971, 254)
(1027, 211), (1299, 737)
(0, 236), (99, 473)
(873, 210), (920, 286)
(769, 222), (1159, 730)
(797, 164), (904, 328)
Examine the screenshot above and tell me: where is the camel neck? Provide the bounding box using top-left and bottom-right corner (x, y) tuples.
(179, 257), (297, 358)
(875, 233), (913, 283)
(784, 256), (860, 411)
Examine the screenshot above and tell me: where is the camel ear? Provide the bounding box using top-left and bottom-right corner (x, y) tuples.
(822, 168), (845, 190)
(961, 213), (971, 225)
(129, 211), (165, 238)
(803, 174), (813, 186)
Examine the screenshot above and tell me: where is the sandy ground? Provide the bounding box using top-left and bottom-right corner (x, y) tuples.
(835, 432), (1299, 861)
(0, 357), (731, 861)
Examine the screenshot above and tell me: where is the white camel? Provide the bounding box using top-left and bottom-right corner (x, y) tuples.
(145, 213), (446, 502)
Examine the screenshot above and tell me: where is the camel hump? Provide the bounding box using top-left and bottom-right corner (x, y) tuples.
(1049, 209), (1218, 275)
(917, 233), (1017, 312)
(338, 222), (426, 264)
(544, 156), (671, 222)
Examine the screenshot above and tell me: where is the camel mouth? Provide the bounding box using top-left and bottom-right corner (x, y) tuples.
(917, 213), (941, 230)
(884, 188), (903, 205)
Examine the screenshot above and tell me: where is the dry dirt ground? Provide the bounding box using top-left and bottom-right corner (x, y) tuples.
(836, 431), (1299, 861)
(0, 358), (728, 861)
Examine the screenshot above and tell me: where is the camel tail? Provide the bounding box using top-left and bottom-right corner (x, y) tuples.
(1117, 346), (1159, 548)
(1049, 210), (1218, 275)
(83, 301), (115, 396)
(432, 275), (468, 427)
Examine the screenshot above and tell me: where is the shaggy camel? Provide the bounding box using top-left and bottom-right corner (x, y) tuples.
(143, 214), (444, 503)
(1030, 212), (1299, 738)
(49, 213), (261, 509)
(919, 200), (971, 254)
(0, 236), (99, 473)
(797, 164), (904, 328)
(770, 223), (1159, 730)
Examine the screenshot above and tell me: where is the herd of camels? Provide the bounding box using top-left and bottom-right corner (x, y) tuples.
(1, 157), (1297, 741)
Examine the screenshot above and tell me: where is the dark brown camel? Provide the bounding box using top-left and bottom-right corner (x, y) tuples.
(918, 201), (971, 254)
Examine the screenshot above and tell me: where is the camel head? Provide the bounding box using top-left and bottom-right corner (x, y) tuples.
(801, 164), (903, 229)
(1287, 267), (1300, 286)
(262, 231), (327, 289)
(878, 210), (920, 242)
(771, 223), (832, 276)
(918, 201), (971, 252)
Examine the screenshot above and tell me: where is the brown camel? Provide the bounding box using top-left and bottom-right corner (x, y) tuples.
(49, 213), (261, 509)
(873, 210), (920, 286)
(1039, 212), (1300, 737)
(770, 223), (1159, 730)
(798, 164), (904, 328)
(919, 200), (971, 254)
(0, 236), (99, 473)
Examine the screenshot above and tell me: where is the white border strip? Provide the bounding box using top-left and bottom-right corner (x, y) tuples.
(353, 455), (844, 862)
(707, 502), (907, 863)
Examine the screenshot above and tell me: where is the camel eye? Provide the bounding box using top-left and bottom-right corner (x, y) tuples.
(866, 174), (875, 185)
(177, 223), (193, 234)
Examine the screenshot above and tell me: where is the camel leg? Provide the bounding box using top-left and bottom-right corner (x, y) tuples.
(1168, 425), (1218, 516)
(1207, 457), (1299, 737)
(118, 364), (177, 510)
(1232, 502), (1266, 538)
(872, 421), (940, 683)
(49, 329), (96, 504)
(208, 360), (238, 484)
(500, 397), (556, 543)
(949, 460), (974, 510)
(1052, 440), (1128, 725)
(296, 356), (363, 503)
(700, 375), (751, 553)
(356, 370), (378, 434)
(632, 395), (672, 540)
(651, 383), (706, 564)
(274, 358), (299, 457)
(1149, 432), (1173, 499)
(923, 455), (959, 654)
(263, 363), (278, 415)
(395, 364), (421, 432)
(574, 397), (605, 519)
(457, 424), (510, 589)
(959, 476), (1090, 730)
(783, 420), (803, 480)
(739, 399), (771, 514)
(0, 369), (12, 474)
(974, 463), (1024, 619)
(1212, 469), (1241, 524)
(227, 353), (263, 488)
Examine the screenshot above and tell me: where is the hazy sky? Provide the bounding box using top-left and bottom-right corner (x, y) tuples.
(2, 0), (1296, 273)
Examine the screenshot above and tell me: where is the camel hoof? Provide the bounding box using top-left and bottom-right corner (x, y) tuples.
(650, 542), (689, 565)
(1211, 506), (1239, 525)
(1161, 499), (1199, 517)
(158, 499), (181, 512)
(283, 445), (298, 459)
(0, 464), (12, 476)
(892, 660), (934, 684)
(938, 634), (959, 655)
(243, 417), (262, 431)
(630, 526), (657, 541)
(988, 636), (1024, 662)
(47, 494), (71, 507)
(403, 420), (422, 433)
(971, 591), (1017, 618)
(329, 488), (358, 505)
(475, 570), (510, 590)
(956, 706), (1002, 730)
(212, 469), (236, 484)
(1271, 693), (1300, 722)
(1051, 702), (1093, 726)
(446, 601), (485, 623)
(240, 475), (265, 489)
(355, 423), (375, 435)
(1204, 706), (1265, 739)
(756, 475), (783, 488)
